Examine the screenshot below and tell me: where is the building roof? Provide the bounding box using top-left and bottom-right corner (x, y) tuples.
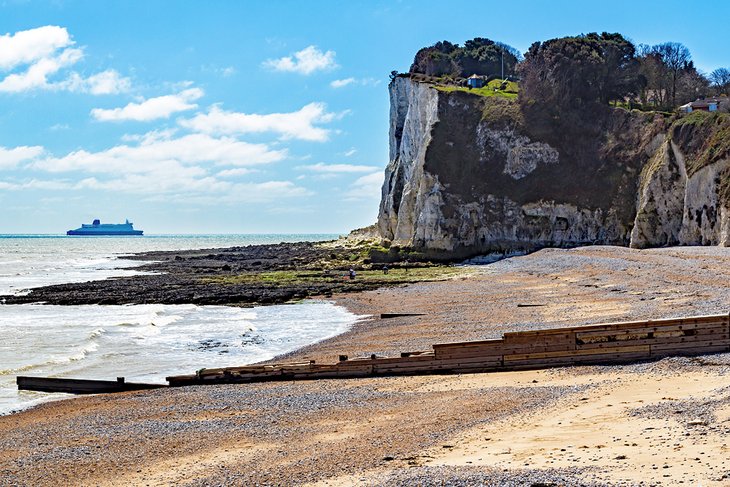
(680, 96), (729, 110)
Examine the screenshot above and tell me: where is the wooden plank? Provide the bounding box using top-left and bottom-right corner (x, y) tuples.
(433, 339), (505, 350)
(577, 332), (730, 350)
(372, 361), (501, 375)
(650, 340), (730, 353)
(509, 349), (652, 365)
(576, 322), (728, 339)
(507, 314), (729, 337)
(380, 313), (426, 319)
(650, 344), (730, 357)
(17, 376), (166, 394)
(434, 335), (575, 358)
(435, 344), (575, 361)
(338, 354), (436, 366)
(502, 351), (653, 370)
(504, 345), (650, 362)
(503, 332), (576, 345)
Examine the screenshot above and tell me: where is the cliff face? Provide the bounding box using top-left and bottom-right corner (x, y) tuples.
(378, 77), (730, 257)
(632, 114), (730, 247)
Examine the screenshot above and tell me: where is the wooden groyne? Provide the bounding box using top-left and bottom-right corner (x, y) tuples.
(17, 376), (166, 394)
(167, 313), (730, 386)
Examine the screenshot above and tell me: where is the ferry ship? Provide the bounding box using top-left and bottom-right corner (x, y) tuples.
(66, 219), (143, 236)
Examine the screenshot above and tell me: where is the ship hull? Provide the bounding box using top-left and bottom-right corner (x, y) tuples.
(66, 230), (143, 236)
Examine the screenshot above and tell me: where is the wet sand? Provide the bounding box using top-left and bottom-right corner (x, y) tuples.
(2, 245), (730, 486)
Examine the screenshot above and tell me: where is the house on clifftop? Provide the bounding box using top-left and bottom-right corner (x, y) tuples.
(679, 96), (729, 113)
(467, 74), (485, 88)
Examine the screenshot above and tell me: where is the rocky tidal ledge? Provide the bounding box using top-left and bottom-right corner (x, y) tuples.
(0, 240), (463, 306)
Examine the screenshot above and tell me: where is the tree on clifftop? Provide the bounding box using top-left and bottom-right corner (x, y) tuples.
(409, 37), (520, 78)
(518, 32), (639, 111)
(637, 42), (707, 109)
(710, 68), (730, 93)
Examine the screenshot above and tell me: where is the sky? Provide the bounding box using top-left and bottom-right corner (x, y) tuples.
(1, 0), (729, 234)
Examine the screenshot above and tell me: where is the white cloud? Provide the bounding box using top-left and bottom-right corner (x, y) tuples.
(330, 77), (381, 89)
(74, 174), (310, 202)
(7, 131), (308, 201)
(0, 26), (131, 94)
(91, 88), (204, 122)
(346, 171), (384, 200)
(343, 148), (357, 157)
(0, 178), (76, 191)
(180, 102), (342, 142)
(34, 131), (285, 174)
(0, 145), (45, 169)
(300, 162), (379, 173)
(0, 46), (82, 92)
(0, 25), (72, 70)
(70, 69), (132, 95)
(217, 168), (255, 178)
(264, 45), (337, 75)
(330, 77), (355, 88)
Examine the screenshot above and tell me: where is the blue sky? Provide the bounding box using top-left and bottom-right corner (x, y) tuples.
(1, 0), (729, 234)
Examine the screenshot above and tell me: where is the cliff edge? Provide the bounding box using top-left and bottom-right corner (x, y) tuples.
(377, 76), (730, 258)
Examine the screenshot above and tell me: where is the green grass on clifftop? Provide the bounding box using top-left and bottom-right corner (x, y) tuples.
(435, 79), (518, 99)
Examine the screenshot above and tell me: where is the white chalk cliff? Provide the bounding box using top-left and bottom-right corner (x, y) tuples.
(377, 76), (730, 257)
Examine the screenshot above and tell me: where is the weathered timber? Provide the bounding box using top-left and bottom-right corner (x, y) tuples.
(165, 312), (730, 386)
(508, 314), (728, 337)
(32, 311), (716, 389)
(17, 376), (166, 394)
(380, 313), (427, 319)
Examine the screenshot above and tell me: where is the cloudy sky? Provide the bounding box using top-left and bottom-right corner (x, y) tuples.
(1, 0), (728, 234)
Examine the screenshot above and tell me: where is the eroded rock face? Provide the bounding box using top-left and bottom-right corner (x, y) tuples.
(632, 139), (730, 248)
(378, 77), (439, 243)
(630, 138), (685, 248)
(377, 77), (730, 257)
(477, 125), (560, 180)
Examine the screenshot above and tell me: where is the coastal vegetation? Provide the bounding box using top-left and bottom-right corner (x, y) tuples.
(409, 37), (521, 79)
(404, 33), (730, 114)
(672, 110), (730, 176)
(434, 79), (518, 99)
(204, 266), (468, 288)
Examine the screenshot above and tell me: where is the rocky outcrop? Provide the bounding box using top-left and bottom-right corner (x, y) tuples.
(632, 114), (730, 248)
(377, 76), (730, 257)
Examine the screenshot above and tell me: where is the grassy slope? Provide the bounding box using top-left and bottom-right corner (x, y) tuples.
(434, 79), (518, 99)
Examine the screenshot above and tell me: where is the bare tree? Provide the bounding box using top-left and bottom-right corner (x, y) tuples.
(709, 68), (730, 94)
(655, 42), (691, 106)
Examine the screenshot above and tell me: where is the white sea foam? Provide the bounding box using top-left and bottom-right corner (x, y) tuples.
(0, 234), (360, 415)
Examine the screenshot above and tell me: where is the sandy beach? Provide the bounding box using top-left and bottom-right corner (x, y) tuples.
(3, 245), (730, 486)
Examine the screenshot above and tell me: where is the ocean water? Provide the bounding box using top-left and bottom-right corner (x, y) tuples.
(0, 234), (361, 415)
(0, 234), (339, 295)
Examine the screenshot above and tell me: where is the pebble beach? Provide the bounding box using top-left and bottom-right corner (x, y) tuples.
(3, 245), (730, 486)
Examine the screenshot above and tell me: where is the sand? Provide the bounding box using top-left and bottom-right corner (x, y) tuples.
(3, 245), (730, 486)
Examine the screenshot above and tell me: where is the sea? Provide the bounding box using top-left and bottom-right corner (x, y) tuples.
(0, 234), (362, 415)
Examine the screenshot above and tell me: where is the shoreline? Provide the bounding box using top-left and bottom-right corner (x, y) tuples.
(3, 245), (730, 485)
(0, 240), (454, 307)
